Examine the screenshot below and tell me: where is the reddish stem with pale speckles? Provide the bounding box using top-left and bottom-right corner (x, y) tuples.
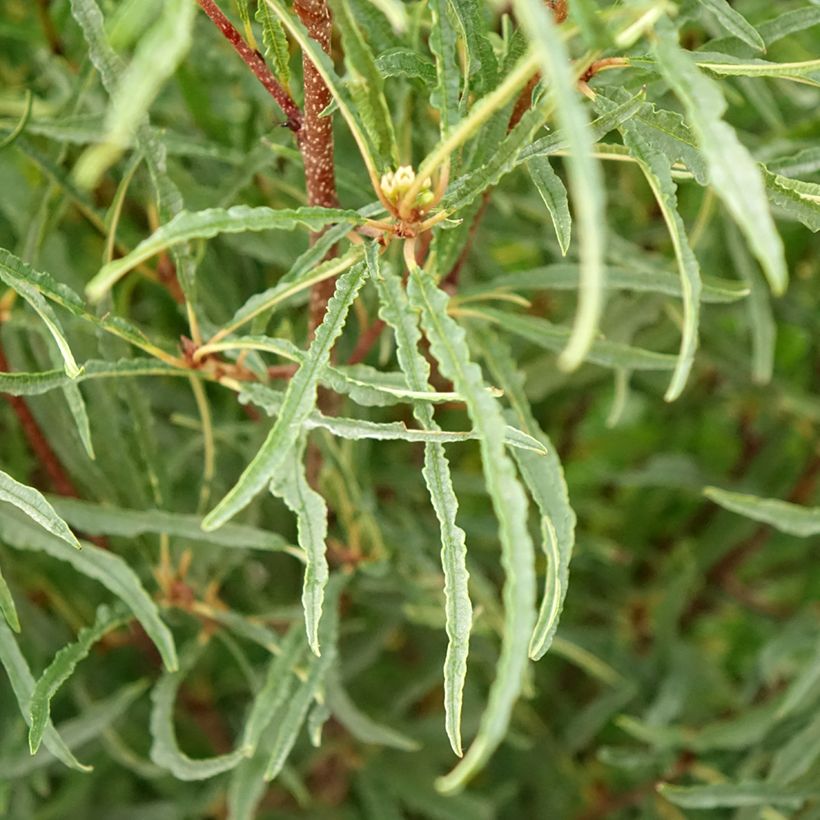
(293, 0), (340, 337)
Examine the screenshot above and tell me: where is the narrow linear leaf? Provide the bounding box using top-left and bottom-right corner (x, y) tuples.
(461, 264), (747, 303)
(526, 157), (572, 255)
(0, 564), (20, 632)
(726, 220), (775, 384)
(50, 496), (296, 555)
(0, 469), (81, 549)
(769, 711), (820, 785)
(241, 624), (307, 754)
(469, 307), (678, 371)
(514, 0), (606, 371)
(408, 268), (535, 793)
(369, 245), (471, 757)
(149, 644), (245, 779)
(652, 21), (787, 295)
(429, 0), (461, 137)
(256, 0), (290, 86)
(28, 604), (129, 755)
(239, 381), (548, 453)
(475, 331), (576, 662)
(262, 575), (345, 781)
(605, 97), (703, 401)
(88, 206), (363, 301)
(269, 437), (329, 656)
(658, 781), (818, 809)
(0, 619), (90, 772)
(203, 262), (367, 531)
(704, 486), (820, 537)
(0, 510), (177, 671)
(0, 251), (80, 378)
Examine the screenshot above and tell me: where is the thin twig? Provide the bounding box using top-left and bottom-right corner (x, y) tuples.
(194, 0), (302, 131)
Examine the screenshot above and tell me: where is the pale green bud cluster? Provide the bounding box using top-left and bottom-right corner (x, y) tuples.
(380, 165), (435, 209)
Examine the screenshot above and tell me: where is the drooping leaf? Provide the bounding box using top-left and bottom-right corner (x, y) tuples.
(369, 244), (471, 757)
(652, 21), (787, 295)
(269, 437), (329, 656)
(0, 564), (19, 632)
(408, 267), (535, 793)
(514, 0), (607, 371)
(603, 95), (703, 401)
(475, 331), (576, 662)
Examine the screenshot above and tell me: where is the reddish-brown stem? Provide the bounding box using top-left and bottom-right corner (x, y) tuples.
(0, 344), (80, 499)
(294, 0), (340, 338)
(194, 0), (302, 132)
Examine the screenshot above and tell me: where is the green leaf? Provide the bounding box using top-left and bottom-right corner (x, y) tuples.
(375, 49), (436, 86)
(408, 268), (535, 793)
(758, 7), (820, 47)
(0, 249), (80, 378)
(607, 97), (703, 401)
(704, 486), (820, 537)
(769, 712), (820, 785)
(239, 381), (548, 452)
(460, 264), (748, 304)
(0, 469), (81, 549)
(255, 0), (290, 86)
(369, 245), (471, 757)
(79, 0), (195, 185)
(467, 307), (678, 371)
(697, 0), (765, 52)
(49, 496), (296, 555)
(652, 21), (787, 295)
(0, 510), (178, 671)
(241, 623), (307, 754)
(429, 0), (461, 137)
(28, 604), (129, 755)
(0, 564), (19, 632)
(149, 644), (246, 779)
(764, 169), (820, 232)
(70, 0), (200, 305)
(269, 437), (329, 656)
(514, 0), (607, 371)
(88, 206), (363, 301)
(0, 619), (90, 772)
(262, 575), (345, 781)
(475, 331), (576, 662)
(526, 156), (571, 255)
(658, 781), (818, 809)
(448, 0), (498, 95)
(203, 262), (367, 531)
(329, 0), (398, 166)
(726, 220), (775, 384)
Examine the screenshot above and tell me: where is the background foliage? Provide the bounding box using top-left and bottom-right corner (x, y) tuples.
(0, 0), (819, 817)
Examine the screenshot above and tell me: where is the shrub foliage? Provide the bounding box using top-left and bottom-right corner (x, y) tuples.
(0, 0), (818, 816)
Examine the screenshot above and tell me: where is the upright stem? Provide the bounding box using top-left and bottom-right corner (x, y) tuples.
(293, 0), (340, 337)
